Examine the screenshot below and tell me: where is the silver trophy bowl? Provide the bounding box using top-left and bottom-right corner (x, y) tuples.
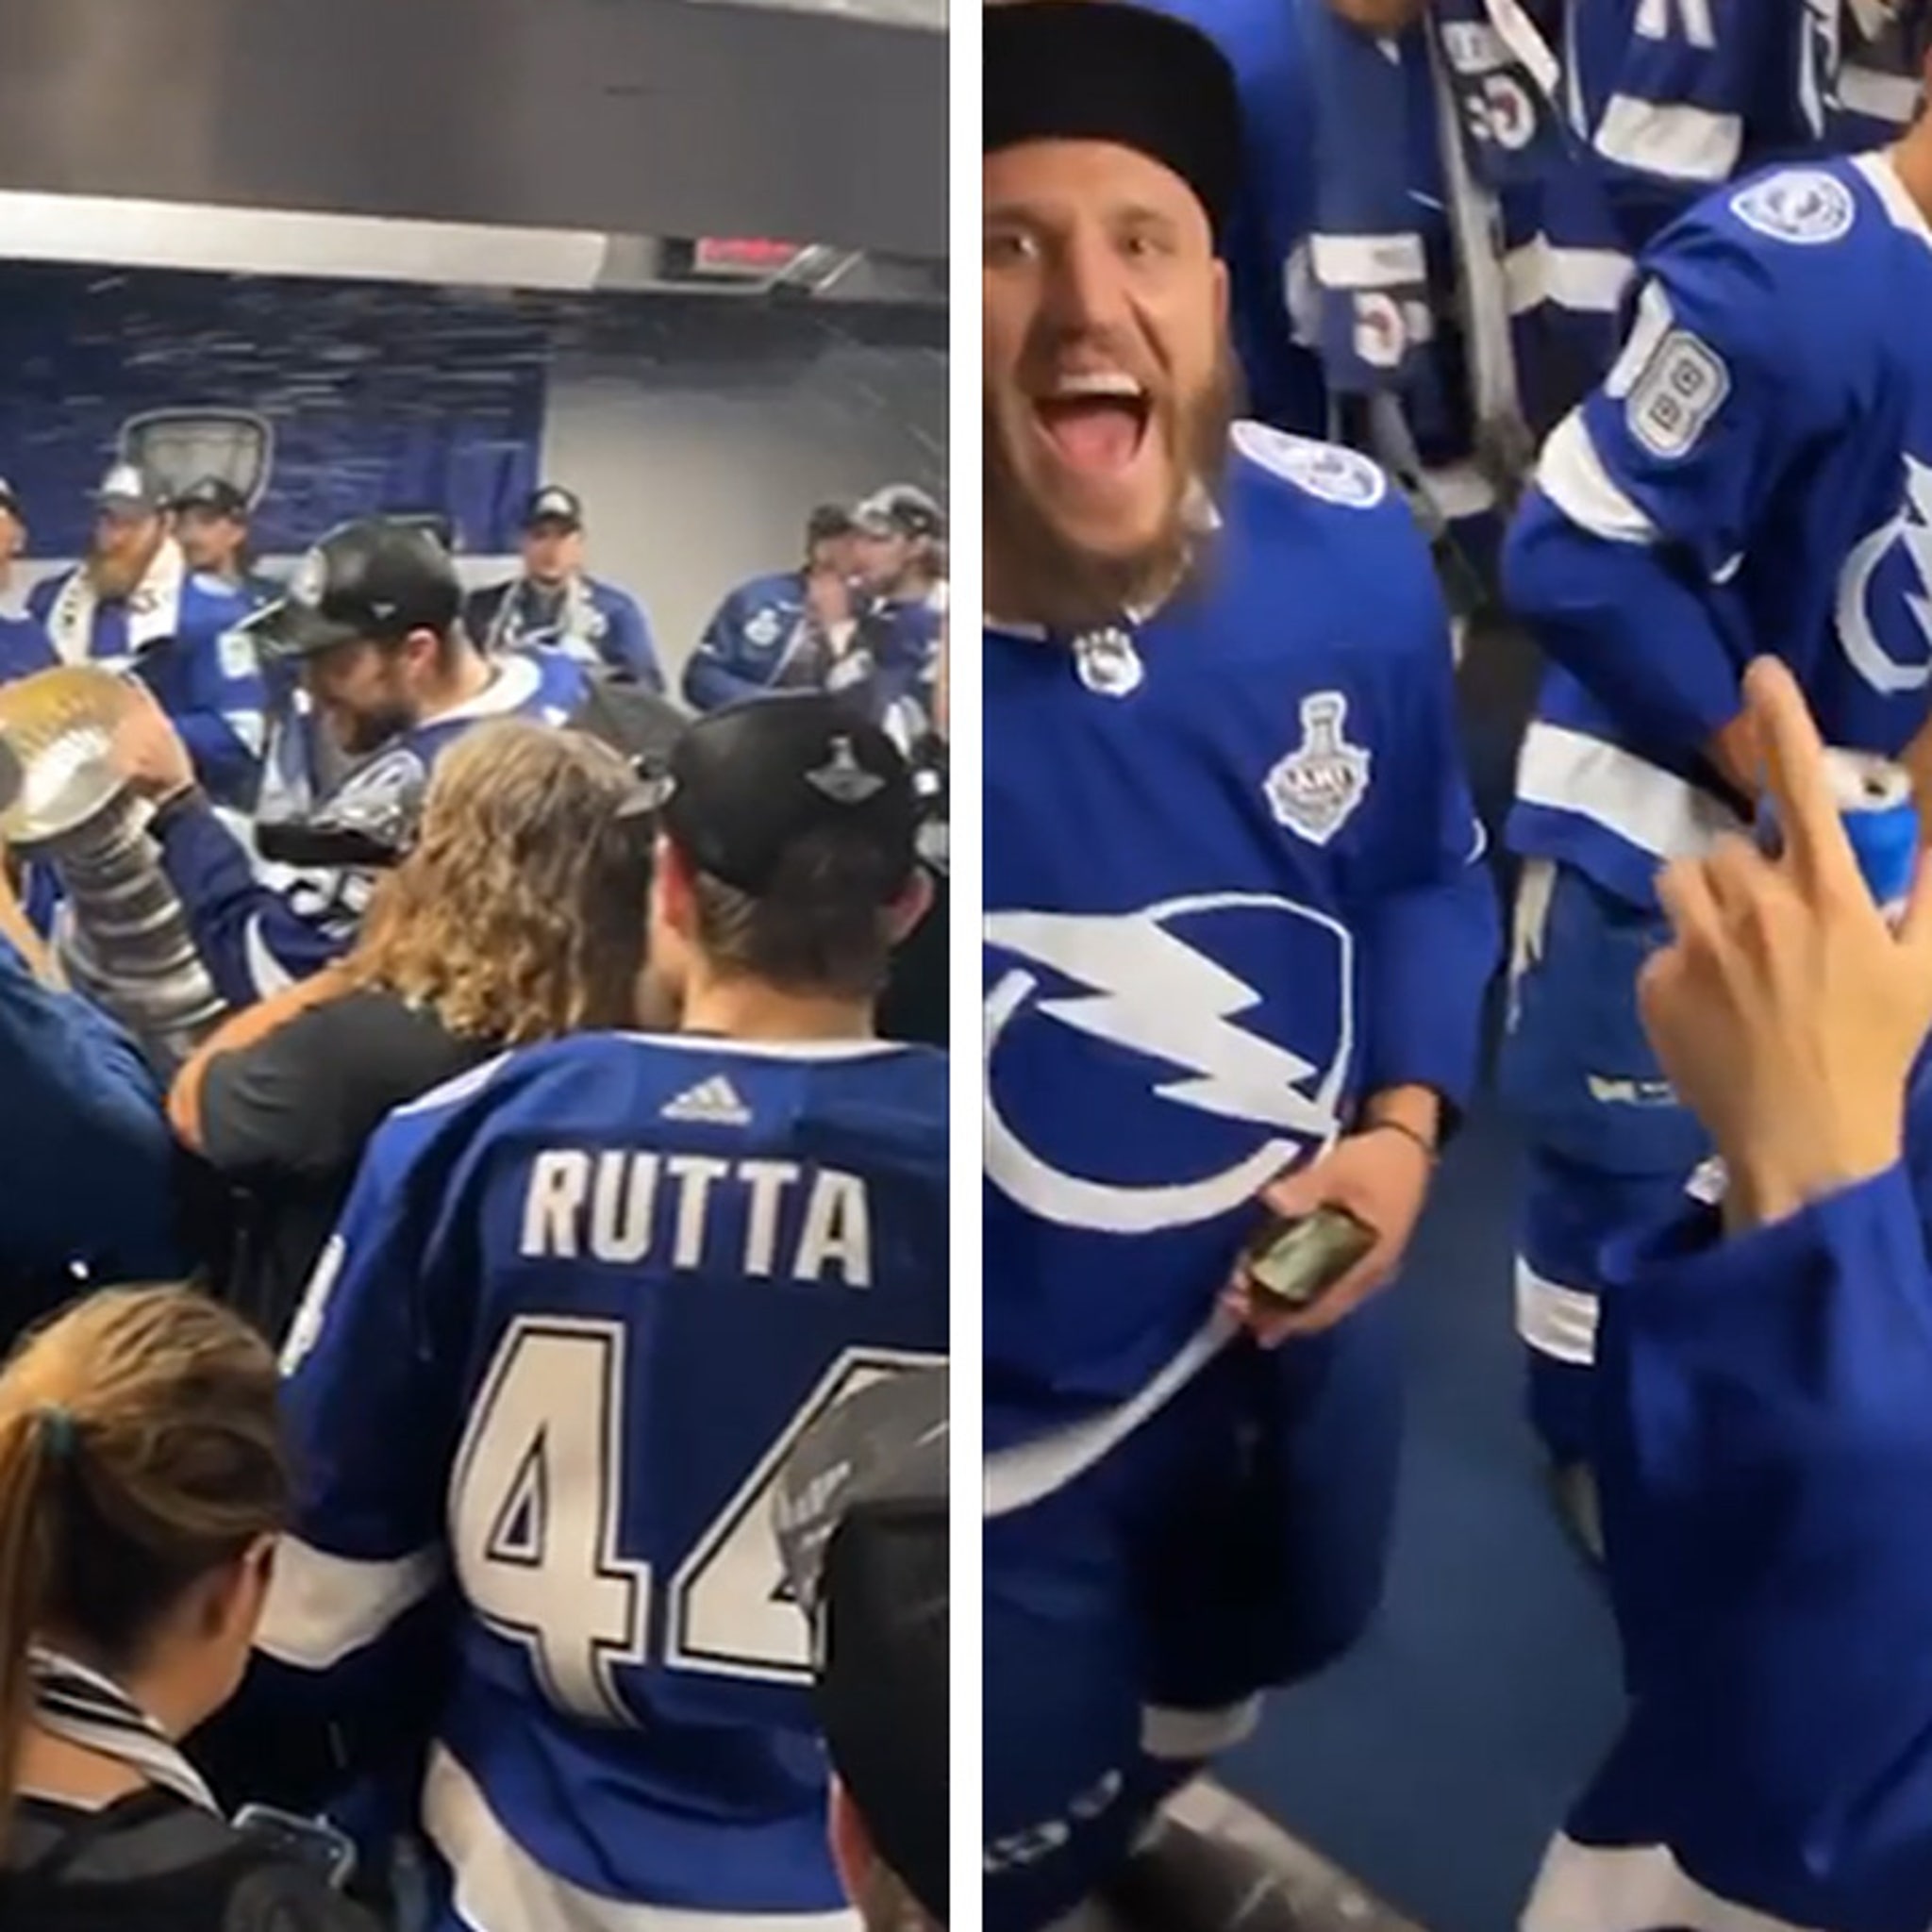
(0, 667), (229, 1074)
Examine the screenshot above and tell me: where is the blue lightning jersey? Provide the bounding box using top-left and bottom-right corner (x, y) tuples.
(0, 611), (52, 684)
(157, 649), (588, 1008)
(465, 574), (663, 691)
(1806, 0), (1927, 154)
(256, 1033), (947, 1930)
(836, 591), (944, 740)
(1524, 1074), (1932, 1931)
(1565, 0), (1815, 247)
(1507, 153), (1932, 909)
(30, 558), (264, 808)
(983, 425), (1499, 1445)
(684, 571), (818, 711)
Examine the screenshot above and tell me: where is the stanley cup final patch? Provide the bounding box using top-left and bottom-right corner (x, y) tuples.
(1265, 691), (1372, 846)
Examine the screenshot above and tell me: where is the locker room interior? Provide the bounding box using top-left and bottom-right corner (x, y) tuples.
(0, 0), (1775, 1925)
(0, 2), (952, 1927)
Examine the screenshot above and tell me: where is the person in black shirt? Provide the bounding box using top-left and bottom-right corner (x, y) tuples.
(777, 1371), (948, 1931)
(0, 1284), (375, 1932)
(170, 719), (663, 1343)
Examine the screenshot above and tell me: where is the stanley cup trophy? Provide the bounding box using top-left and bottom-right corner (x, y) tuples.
(0, 667), (230, 1074)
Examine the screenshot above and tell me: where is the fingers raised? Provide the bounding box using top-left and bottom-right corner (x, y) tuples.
(1745, 658), (1862, 904)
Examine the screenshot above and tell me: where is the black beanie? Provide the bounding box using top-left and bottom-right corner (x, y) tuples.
(985, 1), (1243, 247)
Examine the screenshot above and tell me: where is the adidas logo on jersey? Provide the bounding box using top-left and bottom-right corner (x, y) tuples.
(660, 1075), (753, 1127)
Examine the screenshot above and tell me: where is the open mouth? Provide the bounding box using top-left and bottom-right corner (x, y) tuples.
(1033, 373), (1152, 476)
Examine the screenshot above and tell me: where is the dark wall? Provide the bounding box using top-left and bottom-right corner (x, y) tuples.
(0, 0), (946, 258)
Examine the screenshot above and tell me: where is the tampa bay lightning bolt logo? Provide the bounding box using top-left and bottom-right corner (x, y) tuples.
(1837, 456), (1932, 694)
(983, 894), (1355, 1235)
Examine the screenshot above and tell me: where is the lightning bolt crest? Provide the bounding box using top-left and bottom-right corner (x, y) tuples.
(985, 908), (1335, 1141)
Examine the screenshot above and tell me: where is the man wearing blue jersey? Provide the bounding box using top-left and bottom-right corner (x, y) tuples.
(0, 480), (53, 684)
(171, 475), (279, 607)
(1501, 49), (1932, 1531)
(846, 487), (947, 750)
(253, 691), (946, 1932)
(1523, 658), (1932, 1932)
(108, 516), (591, 1008)
(982, 8), (1498, 1927)
(464, 484), (664, 691)
(683, 505), (861, 712)
(33, 463), (263, 808)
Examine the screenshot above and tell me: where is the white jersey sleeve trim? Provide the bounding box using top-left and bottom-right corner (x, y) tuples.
(1524, 1832), (1815, 1932)
(1307, 230), (1429, 291)
(1515, 1257), (1600, 1367)
(984, 1311), (1237, 1518)
(1851, 148), (1932, 250)
(242, 913), (300, 1001)
(1504, 239), (1635, 318)
(1840, 64), (1924, 133)
(1141, 1697), (1263, 1762)
(423, 1745), (861, 1932)
(1515, 723), (1746, 865)
(255, 1535), (444, 1672)
(1536, 415), (1660, 546)
(1593, 93), (1742, 184)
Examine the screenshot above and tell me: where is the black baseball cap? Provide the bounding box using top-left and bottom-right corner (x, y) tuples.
(172, 475), (249, 519)
(774, 1370), (948, 1925)
(853, 485), (945, 542)
(239, 517), (463, 661)
(384, 508), (459, 553)
(94, 463), (167, 518)
(639, 692), (919, 901)
(986, 1), (1242, 248)
(808, 503), (857, 547)
(523, 484), (584, 530)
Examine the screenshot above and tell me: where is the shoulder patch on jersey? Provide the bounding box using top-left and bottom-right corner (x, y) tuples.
(745, 607), (783, 649)
(1264, 691), (1372, 846)
(1231, 422), (1389, 510)
(1624, 330), (1731, 461)
(217, 625), (257, 680)
(1730, 169), (1857, 247)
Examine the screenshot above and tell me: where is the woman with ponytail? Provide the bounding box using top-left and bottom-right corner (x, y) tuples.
(0, 1284), (375, 1930)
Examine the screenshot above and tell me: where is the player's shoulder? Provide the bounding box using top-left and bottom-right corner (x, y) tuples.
(179, 574), (254, 632)
(1223, 422), (1440, 647)
(526, 645), (590, 712)
(1660, 157), (1892, 299)
(736, 570), (797, 606)
(332, 738), (429, 808)
(434, 1033), (947, 1167)
(891, 596), (943, 643)
(1712, 158), (1874, 252)
(589, 575), (642, 615)
(1227, 421), (1397, 522)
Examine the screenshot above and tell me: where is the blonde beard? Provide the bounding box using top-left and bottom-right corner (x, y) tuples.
(984, 358), (1233, 633)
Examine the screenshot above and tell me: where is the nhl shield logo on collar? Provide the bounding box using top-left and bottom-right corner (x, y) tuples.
(1265, 691), (1372, 846)
(1072, 626), (1144, 698)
